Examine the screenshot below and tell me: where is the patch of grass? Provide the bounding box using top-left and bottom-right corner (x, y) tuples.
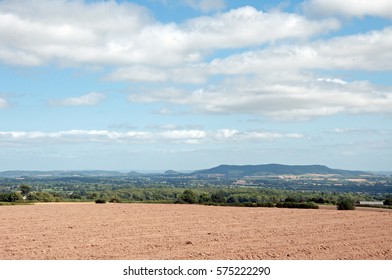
(356, 204), (392, 209)
(0, 201), (33, 206)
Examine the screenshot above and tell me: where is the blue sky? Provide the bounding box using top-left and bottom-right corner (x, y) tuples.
(0, 0), (391, 171)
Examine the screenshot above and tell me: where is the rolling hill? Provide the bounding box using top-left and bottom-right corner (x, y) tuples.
(192, 164), (369, 177)
(0, 164), (370, 178)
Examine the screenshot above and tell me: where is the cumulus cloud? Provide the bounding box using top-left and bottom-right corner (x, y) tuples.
(160, 129), (207, 140)
(107, 64), (206, 83)
(303, 0), (392, 18)
(0, 97), (9, 109)
(328, 128), (392, 135)
(125, 26), (392, 120)
(2, 0), (391, 123)
(107, 66), (167, 82)
(0, 129), (303, 146)
(0, 0), (151, 66)
(0, 1), (339, 67)
(110, 26), (392, 87)
(183, 7), (339, 51)
(128, 74), (392, 120)
(184, 0), (225, 12)
(48, 92), (106, 107)
(208, 27), (392, 74)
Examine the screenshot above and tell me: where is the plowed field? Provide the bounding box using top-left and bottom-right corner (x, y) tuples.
(1, 203), (391, 259)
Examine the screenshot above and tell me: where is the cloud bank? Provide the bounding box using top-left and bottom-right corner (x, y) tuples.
(1, 0), (391, 122)
(48, 92), (106, 107)
(0, 129), (304, 146)
(303, 0), (392, 18)
(185, 0), (225, 12)
(0, 97), (9, 109)
(0, 1), (338, 67)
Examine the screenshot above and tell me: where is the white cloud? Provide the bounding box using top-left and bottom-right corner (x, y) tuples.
(107, 66), (167, 82)
(328, 128), (392, 135)
(111, 26), (392, 85)
(48, 92), (106, 107)
(0, 97), (9, 109)
(160, 129), (207, 139)
(2, 0), (391, 123)
(0, 128), (303, 146)
(108, 64), (206, 83)
(303, 0), (392, 18)
(120, 26), (391, 120)
(184, 0), (225, 12)
(0, 1), (339, 67)
(208, 27), (392, 73)
(184, 7), (339, 51)
(128, 74), (392, 120)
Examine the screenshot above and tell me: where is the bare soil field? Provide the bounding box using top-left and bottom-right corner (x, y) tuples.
(1, 203), (391, 260)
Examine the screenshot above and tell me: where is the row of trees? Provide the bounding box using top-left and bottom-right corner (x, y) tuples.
(1, 185), (391, 211)
(177, 189), (358, 209)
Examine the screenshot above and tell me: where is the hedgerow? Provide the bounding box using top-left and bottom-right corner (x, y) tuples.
(275, 202), (319, 209)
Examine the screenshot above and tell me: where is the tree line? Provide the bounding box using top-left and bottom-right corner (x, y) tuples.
(1, 184), (391, 210)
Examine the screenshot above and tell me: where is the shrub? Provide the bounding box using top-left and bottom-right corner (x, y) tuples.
(19, 185), (31, 196)
(284, 197), (298, 203)
(256, 202), (275, 208)
(198, 192), (211, 203)
(243, 202), (258, 207)
(179, 189), (197, 204)
(69, 193), (82, 199)
(95, 199), (107, 204)
(384, 198), (392, 206)
(211, 191), (227, 203)
(226, 196), (238, 204)
(27, 192), (57, 202)
(337, 198), (355, 210)
(276, 202), (319, 209)
(109, 197), (122, 203)
(0, 192), (23, 202)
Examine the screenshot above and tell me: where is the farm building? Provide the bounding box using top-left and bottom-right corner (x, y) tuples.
(356, 201), (384, 206)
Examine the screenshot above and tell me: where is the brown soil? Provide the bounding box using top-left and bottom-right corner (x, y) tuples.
(1, 203), (391, 260)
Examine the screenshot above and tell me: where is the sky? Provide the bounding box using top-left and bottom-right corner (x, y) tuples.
(0, 0), (391, 172)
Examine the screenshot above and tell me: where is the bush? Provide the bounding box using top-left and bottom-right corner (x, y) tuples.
(384, 198), (392, 206)
(198, 192), (211, 203)
(243, 202), (258, 207)
(284, 197), (298, 203)
(276, 202), (319, 209)
(256, 202), (275, 207)
(315, 197), (325, 204)
(19, 185), (31, 196)
(226, 196), (238, 204)
(109, 197), (122, 203)
(211, 191), (227, 203)
(179, 189), (197, 204)
(308, 197), (329, 204)
(95, 199), (106, 204)
(337, 198), (355, 210)
(0, 192), (23, 202)
(27, 192), (57, 202)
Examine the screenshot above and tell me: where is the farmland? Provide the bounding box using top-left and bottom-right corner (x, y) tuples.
(1, 203), (391, 260)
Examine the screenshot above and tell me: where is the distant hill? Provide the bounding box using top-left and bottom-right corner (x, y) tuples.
(0, 164), (371, 178)
(0, 170), (126, 178)
(164, 170), (182, 175)
(127, 171), (143, 177)
(192, 164), (369, 177)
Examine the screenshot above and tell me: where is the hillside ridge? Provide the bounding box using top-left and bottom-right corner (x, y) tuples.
(0, 164), (371, 178)
(192, 164), (369, 177)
